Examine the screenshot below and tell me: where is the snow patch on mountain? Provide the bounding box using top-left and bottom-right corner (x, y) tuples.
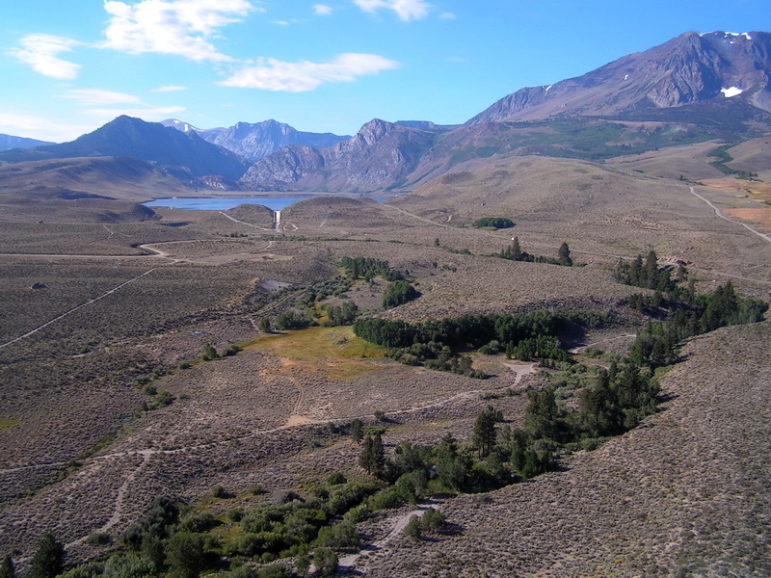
(721, 86), (743, 98)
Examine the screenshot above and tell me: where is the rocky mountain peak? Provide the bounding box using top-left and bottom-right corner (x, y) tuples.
(357, 118), (393, 146)
(468, 30), (771, 124)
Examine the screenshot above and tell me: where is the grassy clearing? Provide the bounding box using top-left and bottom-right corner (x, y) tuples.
(246, 326), (387, 362)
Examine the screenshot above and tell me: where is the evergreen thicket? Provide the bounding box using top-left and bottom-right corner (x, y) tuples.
(497, 237), (575, 266)
(473, 217), (515, 229)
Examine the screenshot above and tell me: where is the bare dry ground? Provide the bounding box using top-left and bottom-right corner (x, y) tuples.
(726, 134), (771, 181)
(359, 321), (771, 577)
(393, 155), (771, 298)
(606, 140), (728, 182)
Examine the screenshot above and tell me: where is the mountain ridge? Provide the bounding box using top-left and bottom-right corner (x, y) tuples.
(1, 31), (769, 194)
(0, 116), (247, 181)
(468, 31), (771, 124)
(238, 30), (771, 192)
(163, 118), (350, 162)
(239, 118), (441, 192)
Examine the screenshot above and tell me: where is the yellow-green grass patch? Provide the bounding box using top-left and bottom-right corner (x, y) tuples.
(0, 417), (20, 431)
(246, 326), (387, 361)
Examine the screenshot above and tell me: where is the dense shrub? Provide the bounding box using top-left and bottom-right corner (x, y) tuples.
(473, 217), (514, 229)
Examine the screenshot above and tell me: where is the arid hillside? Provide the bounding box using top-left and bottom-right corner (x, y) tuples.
(361, 321), (771, 577)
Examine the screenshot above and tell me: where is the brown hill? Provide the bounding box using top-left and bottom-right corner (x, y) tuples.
(0, 156), (199, 203)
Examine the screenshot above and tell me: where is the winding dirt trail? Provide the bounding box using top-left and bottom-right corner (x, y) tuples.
(338, 500), (442, 572)
(688, 186), (771, 243)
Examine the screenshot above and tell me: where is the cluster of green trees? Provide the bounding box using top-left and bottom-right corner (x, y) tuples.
(382, 280), (420, 309)
(262, 256), (420, 333)
(41, 474), (377, 577)
(293, 276), (352, 309)
(473, 217), (515, 229)
(403, 508), (446, 541)
(354, 310), (604, 374)
(274, 310), (312, 331)
(339, 257), (403, 282)
(320, 301), (359, 326)
(355, 310), (585, 350)
(497, 238), (574, 266)
(612, 250), (680, 292)
(355, 404), (560, 497)
(628, 282), (767, 369)
(200, 343), (240, 361)
(387, 341), (485, 378)
(507, 335), (567, 364)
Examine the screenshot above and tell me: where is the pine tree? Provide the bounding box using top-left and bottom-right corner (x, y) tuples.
(557, 242), (573, 266)
(349, 419), (363, 443)
(29, 534), (64, 578)
(472, 405), (502, 458)
(644, 249), (658, 289)
(359, 432), (385, 477)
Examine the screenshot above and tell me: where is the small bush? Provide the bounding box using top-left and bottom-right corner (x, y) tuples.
(421, 507), (446, 531)
(315, 522), (359, 548)
(85, 532), (111, 546)
(312, 548), (338, 578)
(326, 471), (347, 485)
(403, 515), (422, 541)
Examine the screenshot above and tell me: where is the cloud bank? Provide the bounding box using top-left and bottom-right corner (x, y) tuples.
(220, 53), (400, 91)
(9, 34), (81, 79)
(101, 0), (258, 61)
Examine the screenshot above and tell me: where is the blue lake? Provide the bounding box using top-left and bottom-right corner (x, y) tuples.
(144, 196), (314, 211)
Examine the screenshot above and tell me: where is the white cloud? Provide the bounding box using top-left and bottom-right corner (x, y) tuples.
(63, 89), (142, 106)
(353, 0), (430, 21)
(101, 0), (258, 61)
(439, 11), (455, 19)
(152, 85), (189, 92)
(0, 112), (93, 142)
(9, 34), (81, 79)
(219, 52), (400, 91)
(314, 4), (333, 15)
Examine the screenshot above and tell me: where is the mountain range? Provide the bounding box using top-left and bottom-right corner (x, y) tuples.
(161, 119), (350, 162)
(1, 30), (769, 194)
(0, 115), (247, 182)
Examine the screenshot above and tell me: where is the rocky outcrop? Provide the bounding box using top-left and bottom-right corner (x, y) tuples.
(239, 119), (439, 192)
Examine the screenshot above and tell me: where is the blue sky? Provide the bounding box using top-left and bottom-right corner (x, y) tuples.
(1, 0), (768, 142)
